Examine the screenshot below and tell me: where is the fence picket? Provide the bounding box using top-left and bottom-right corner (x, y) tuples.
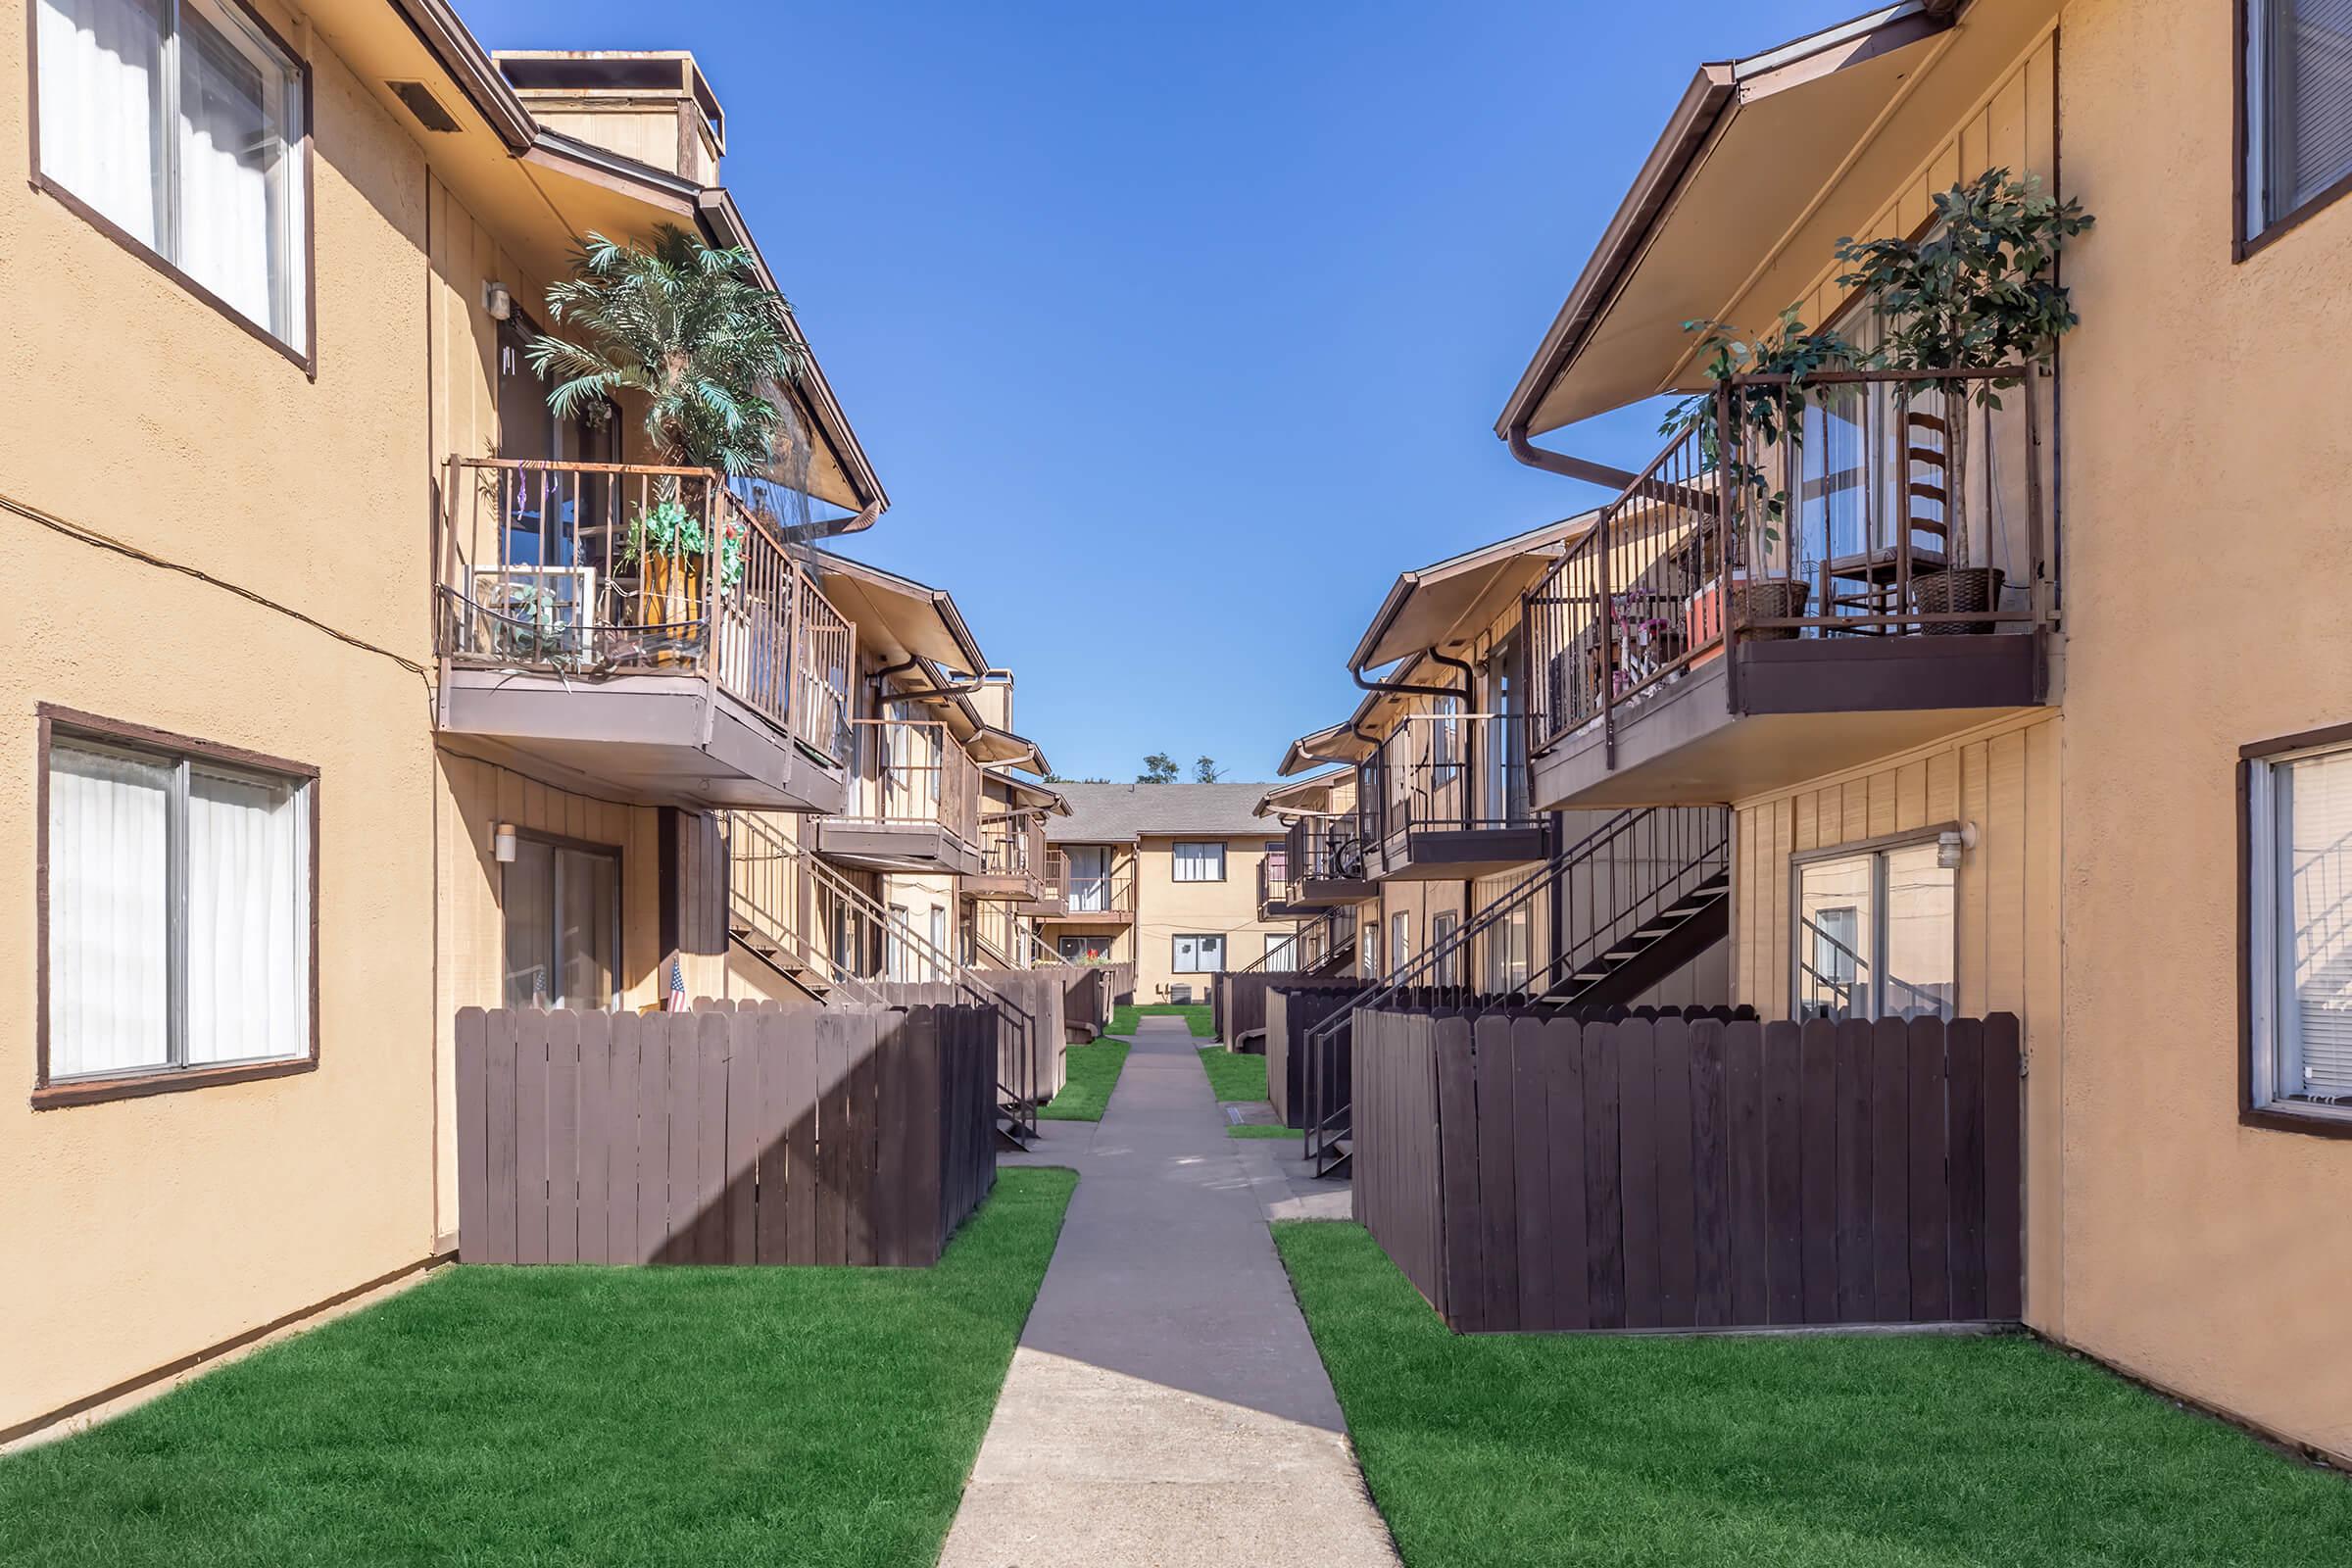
(1651, 1017), (1696, 1330)
(456, 1008), (489, 1263)
(1906, 1016), (1952, 1320)
(545, 1010), (580, 1265)
(1582, 1021), (1625, 1330)
(1686, 1018), (1731, 1328)
(576, 1010), (612, 1265)
(1798, 1018), (1839, 1324)
(514, 1009), (550, 1266)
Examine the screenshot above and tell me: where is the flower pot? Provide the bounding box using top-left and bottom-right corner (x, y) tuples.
(641, 556), (706, 665)
(1911, 566), (2004, 636)
(1687, 574), (1811, 646)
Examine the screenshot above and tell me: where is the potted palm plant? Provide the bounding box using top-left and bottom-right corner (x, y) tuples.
(1834, 170), (2092, 633)
(526, 223), (807, 642)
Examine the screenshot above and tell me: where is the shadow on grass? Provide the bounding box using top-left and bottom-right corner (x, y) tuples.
(1274, 1220), (2352, 1568)
(0, 1170), (1078, 1568)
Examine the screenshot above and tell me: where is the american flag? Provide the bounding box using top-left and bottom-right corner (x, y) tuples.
(666, 956), (689, 1012)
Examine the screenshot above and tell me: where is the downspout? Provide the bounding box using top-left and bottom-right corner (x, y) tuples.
(783, 497), (881, 544)
(1504, 424), (1643, 490)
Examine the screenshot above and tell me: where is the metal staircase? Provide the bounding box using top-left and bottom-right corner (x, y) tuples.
(1299, 806), (1730, 1177)
(722, 812), (1043, 1146)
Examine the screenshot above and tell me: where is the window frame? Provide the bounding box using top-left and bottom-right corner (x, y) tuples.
(2239, 723), (2352, 1138)
(1171, 931), (1224, 974)
(500, 827), (623, 1012)
(1171, 840), (1227, 883)
(2235, 0), (2352, 262)
(25, 0), (318, 373)
(1788, 824), (1961, 1024)
(34, 705), (320, 1108)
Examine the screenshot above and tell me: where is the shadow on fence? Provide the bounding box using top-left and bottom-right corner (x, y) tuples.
(1354, 1005), (2023, 1334)
(454, 1002), (997, 1268)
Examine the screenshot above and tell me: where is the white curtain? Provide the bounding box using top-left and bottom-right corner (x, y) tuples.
(36, 0), (166, 246)
(175, 2), (277, 337)
(185, 765), (308, 1063)
(1173, 842), (1223, 882)
(48, 745), (172, 1078)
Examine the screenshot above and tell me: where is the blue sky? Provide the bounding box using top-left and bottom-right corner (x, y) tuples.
(474, 0), (1838, 782)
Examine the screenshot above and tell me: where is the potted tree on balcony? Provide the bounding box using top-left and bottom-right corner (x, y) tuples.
(1662, 307), (1857, 642)
(526, 224), (808, 649)
(1834, 170), (2093, 633)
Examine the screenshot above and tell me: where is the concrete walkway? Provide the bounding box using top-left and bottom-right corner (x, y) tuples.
(937, 1017), (1400, 1568)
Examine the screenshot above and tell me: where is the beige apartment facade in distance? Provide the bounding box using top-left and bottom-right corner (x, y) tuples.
(1043, 784), (1295, 1003)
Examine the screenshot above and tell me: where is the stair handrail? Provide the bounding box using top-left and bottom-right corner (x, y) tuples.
(1297, 805), (1731, 1172)
(722, 812), (887, 1005)
(724, 810), (1042, 1140)
(1544, 808), (1731, 1005)
(1298, 808), (1632, 1165)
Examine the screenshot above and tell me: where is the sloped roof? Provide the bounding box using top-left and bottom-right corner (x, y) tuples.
(1044, 782), (1282, 845)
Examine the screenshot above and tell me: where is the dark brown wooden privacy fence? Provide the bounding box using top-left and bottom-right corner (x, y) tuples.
(1213, 972), (1277, 1052)
(1264, 982), (1366, 1126)
(455, 1003), (997, 1268)
(1353, 1008), (2022, 1333)
(872, 973), (1064, 1105)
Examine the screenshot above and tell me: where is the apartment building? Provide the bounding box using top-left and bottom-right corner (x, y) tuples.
(1477, 0), (2352, 1464)
(1041, 783), (1294, 1003)
(0, 0), (1055, 1443)
(1265, 519), (1732, 1006)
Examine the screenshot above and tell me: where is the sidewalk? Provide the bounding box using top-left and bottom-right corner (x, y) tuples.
(937, 1017), (1399, 1567)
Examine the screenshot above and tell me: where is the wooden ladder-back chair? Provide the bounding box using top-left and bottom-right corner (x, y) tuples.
(1819, 399), (1953, 628)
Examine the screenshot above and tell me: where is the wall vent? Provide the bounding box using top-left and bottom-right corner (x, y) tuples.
(388, 80), (461, 133)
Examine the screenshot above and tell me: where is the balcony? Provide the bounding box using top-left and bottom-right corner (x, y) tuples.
(1362, 712), (1548, 879)
(1256, 850), (1307, 920)
(815, 718), (984, 874)
(1287, 816), (1379, 908)
(1523, 367), (2051, 809)
(1053, 866), (1135, 927)
(435, 460), (856, 811)
(967, 814), (1048, 902)
(1017, 850), (1069, 917)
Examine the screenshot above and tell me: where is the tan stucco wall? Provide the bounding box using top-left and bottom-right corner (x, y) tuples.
(0, 0), (444, 1431)
(2041, 0), (2352, 1463)
(1124, 834), (1292, 1001)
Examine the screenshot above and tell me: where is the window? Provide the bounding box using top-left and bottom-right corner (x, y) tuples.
(2244, 0), (2352, 246)
(1066, 845), (1112, 911)
(41, 714), (314, 1096)
(2245, 737), (2352, 1125)
(1263, 932), (1298, 972)
(1431, 911), (1460, 985)
(1482, 898), (1531, 994)
(886, 903), (911, 982)
(1793, 841), (1955, 1022)
(1173, 932), (1224, 973)
(1391, 910), (1411, 978)
(1058, 933), (1114, 962)
(1361, 921), (1381, 980)
(1172, 841), (1226, 882)
(33, 0), (310, 354)
(503, 837), (619, 1010)
(930, 906), (949, 981)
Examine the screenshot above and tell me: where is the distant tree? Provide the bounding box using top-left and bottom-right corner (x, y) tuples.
(1139, 753), (1179, 784)
(1195, 757), (1225, 783)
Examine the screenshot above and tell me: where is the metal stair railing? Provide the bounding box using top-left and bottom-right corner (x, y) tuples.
(1298, 806), (1731, 1175)
(723, 811), (1042, 1142)
(1543, 807), (1732, 1006)
(724, 811), (885, 1004)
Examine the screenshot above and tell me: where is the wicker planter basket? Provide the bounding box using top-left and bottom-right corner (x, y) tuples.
(1730, 578), (1811, 641)
(1912, 566), (2004, 636)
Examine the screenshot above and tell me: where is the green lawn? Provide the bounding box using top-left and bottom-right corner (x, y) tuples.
(1040, 1038), (1129, 1121)
(1196, 1045), (1268, 1102)
(0, 1169), (1077, 1568)
(1275, 1221), (2352, 1568)
(1109, 1002), (1214, 1038)
(1227, 1122), (1297, 1140)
